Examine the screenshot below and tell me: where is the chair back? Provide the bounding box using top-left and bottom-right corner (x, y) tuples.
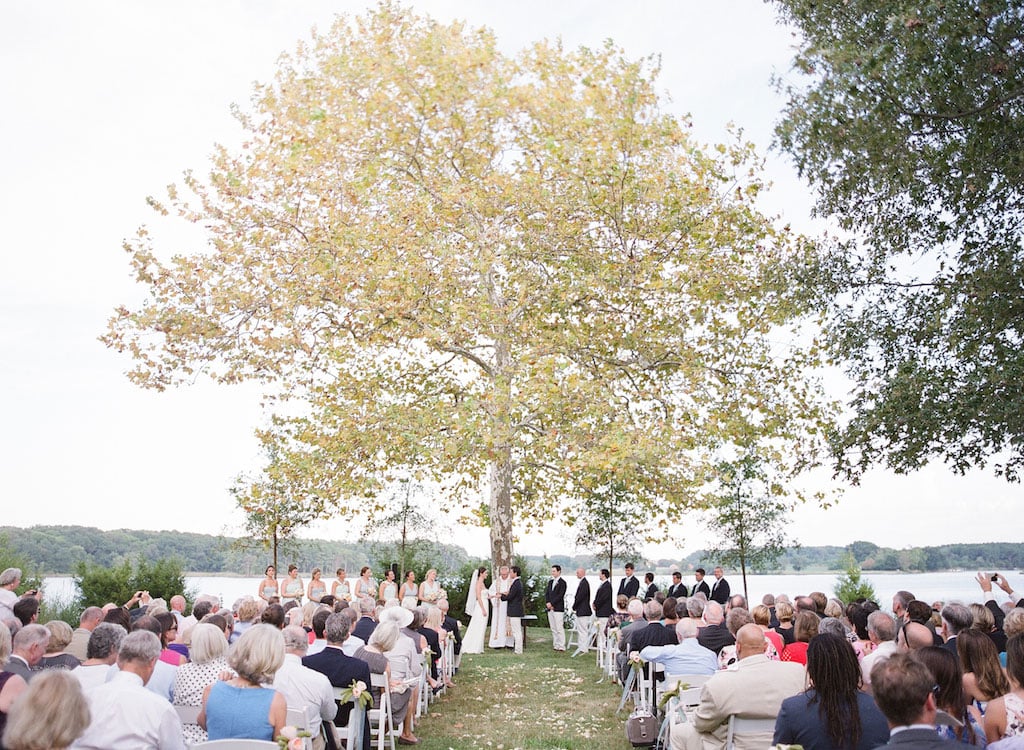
(724, 714), (777, 750)
(285, 705), (316, 750)
(174, 703), (202, 725)
(368, 670), (395, 750)
(188, 741), (281, 749)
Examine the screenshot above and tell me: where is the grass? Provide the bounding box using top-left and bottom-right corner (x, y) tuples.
(413, 627), (632, 750)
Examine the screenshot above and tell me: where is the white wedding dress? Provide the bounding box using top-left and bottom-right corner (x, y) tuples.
(462, 573), (489, 654)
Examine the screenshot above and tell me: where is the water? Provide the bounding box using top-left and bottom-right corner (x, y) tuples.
(42, 570), (1007, 613)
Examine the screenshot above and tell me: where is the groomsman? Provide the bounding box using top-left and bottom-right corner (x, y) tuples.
(618, 563), (640, 599)
(545, 565), (567, 652)
(710, 566), (730, 605)
(571, 568), (592, 656)
(693, 568), (711, 599)
(593, 569), (614, 634)
(667, 571), (688, 599)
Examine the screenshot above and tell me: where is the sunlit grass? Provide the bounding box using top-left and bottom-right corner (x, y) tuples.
(414, 628), (631, 750)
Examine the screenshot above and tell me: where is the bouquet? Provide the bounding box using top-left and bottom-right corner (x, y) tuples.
(339, 678), (373, 709)
(657, 681), (691, 710)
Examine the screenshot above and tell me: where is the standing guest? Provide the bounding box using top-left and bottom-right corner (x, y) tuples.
(593, 569), (614, 634)
(643, 572), (660, 602)
(173, 623), (232, 745)
(571, 568), (592, 657)
(871, 652), (953, 750)
(942, 603), (976, 663)
(418, 569), (443, 605)
(398, 571), (418, 608)
(67, 607), (103, 662)
(169, 595), (188, 628)
(717, 608), (759, 669)
(545, 566), (567, 652)
(273, 626), (337, 750)
(258, 565), (279, 603)
(710, 567), (731, 606)
(618, 564), (640, 599)
(693, 568), (711, 599)
(914, 646), (986, 745)
(2, 670), (90, 750)
(667, 572), (688, 599)
(355, 567), (377, 601)
(74, 630), (185, 750)
(378, 569), (399, 603)
(39, 620), (80, 670)
(331, 568), (351, 602)
(307, 568), (327, 604)
(154, 612), (185, 666)
(71, 623), (125, 691)
(781, 610), (820, 666)
(861, 611), (900, 691)
(0, 624), (28, 738)
(281, 564), (304, 606)
(4, 625), (48, 683)
(0, 570), (21, 622)
(985, 634), (1024, 742)
(774, 633), (890, 750)
(959, 628), (1010, 709)
(893, 591), (917, 623)
(200, 624), (287, 742)
(500, 566), (525, 655)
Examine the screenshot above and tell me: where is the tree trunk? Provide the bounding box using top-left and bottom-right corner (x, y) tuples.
(489, 450), (514, 569)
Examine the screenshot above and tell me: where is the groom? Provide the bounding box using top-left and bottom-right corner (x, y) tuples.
(501, 565), (525, 655)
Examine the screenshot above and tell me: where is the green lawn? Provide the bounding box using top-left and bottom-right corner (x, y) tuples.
(414, 627), (633, 750)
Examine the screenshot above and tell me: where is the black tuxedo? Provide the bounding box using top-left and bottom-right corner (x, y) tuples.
(593, 580), (614, 618)
(351, 615), (377, 643)
(710, 576), (730, 605)
(618, 575), (640, 598)
(881, 727), (956, 750)
(502, 578), (524, 617)
(573, 578), (592, 617)
(667, 582), (688, 599)
(693, 579), (711, 599)
(697, 622), (735, 655)
(546, 577), (566, 612)
(643, 583), (660, 602)
(627, 621), (676, 652)
(303, 645), (372, 750)
(442, 614), (462, 655)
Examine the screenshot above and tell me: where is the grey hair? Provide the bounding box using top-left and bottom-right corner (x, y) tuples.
(325, 612), (351, 644)
(941, 603), (974, 636)
(369, 621), (399, 652)
(686, 597), (706, 618)
(868, 611), (897, 642)
(282, 626), (310, 653)
(87, 623), (126, 660)
(0, 568), (21, 587)
(118, 630), (161, 665)
(644, 600), (663, 621)
(13, 623), (49, 652)
(676, 619), (699, 640)
(818, 617), (850, 639)
(358, 597), (376, 615)
(190, 623), (229, 664)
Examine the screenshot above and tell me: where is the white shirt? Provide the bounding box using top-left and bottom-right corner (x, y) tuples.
(0, 588), (16, 620)
(861, 640), (899, 686)
(72, 663), (116, 692)
(110, 660), (175, 702)
(307, 637), (327, 656)
(341, 635), (366, 657)
(273, 653), (338, 735)
(72, 670), (185, 750)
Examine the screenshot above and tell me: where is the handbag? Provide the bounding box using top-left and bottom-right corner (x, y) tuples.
(625, 707), (658, 747)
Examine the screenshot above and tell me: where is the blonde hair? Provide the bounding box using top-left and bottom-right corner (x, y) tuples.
(0, 623), (11, 662)
(190, 623), (228, 664)
(44, 620), (73, 653)
(751, 604), (771, 627)
(227, 623), (284, 684)
(424, 606), (442, 630)
(3, 670), (90, 749)
(236, 598), (260, 624)
(1005, 608), (1024, 639)
(776, 601), (794, 624)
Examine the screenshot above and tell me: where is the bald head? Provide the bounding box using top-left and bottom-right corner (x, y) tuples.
(901, 622), (934, 651)
(735, 623), (765, 659)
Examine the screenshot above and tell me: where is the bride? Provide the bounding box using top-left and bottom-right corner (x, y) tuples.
(461, 566), (489, 654)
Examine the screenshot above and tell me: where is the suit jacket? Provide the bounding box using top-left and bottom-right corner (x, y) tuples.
(442, 615), (462, 654)
(694, 580), (711, 599)
(618, 575), (640, 599)
(773, 689), (890, 750)
(593, 580), (614, 618)
(697, 622), (735, 655)
(546, 577), (566, 612)
(627, 621), (676, 653)
(302, 645), (372, 750)
(644, 583), (660, 602)
(351, 616), (377, 643)
(667, 583), (688, 599)
(573, 578), (592, 617)
(710, 577), (730, 605)
(692, 654), (807, 750)
(881, 727), (956, 750)
(2, 655), (33, 683)
(502, 578), (524, 618)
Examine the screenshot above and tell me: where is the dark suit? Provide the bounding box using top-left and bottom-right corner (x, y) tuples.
(619, 621), (675, 681)
(942, 636), (960, 664)
(710, 577), (730, 605)
(418, 627), (441, 680)
(644, 583), (660, 602)
(2, 656), (33, 683)
(351, 616), (377, 643)
(545, 577), (566, 612)
(303, 645), (372, 750)
(618, 575), (640, 599)
(697, 622), (735, 655)
(594, 580), (614, 618)
(573, 578), (592, 617)
(881, 727), (956, 750)
(442, 614), (462, 655)
(501, 577), (525, 654)
(773, 689), (890, 750)
(667, 582), (688, 599)
(693, 579), (711, 599)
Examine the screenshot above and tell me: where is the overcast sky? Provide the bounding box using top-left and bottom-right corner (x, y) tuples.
(1, 1), (1017, 561)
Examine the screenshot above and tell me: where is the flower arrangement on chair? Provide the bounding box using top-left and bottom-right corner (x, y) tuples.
(275, 725), (312, 750)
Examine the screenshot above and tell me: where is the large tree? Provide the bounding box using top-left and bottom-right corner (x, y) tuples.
(771, 1), (1024, 481)
(104, 4), (830, 567)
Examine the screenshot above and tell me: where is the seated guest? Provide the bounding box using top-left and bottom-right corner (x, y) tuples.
(914, 645), (986, 745)
(174, 623), (233, 745)
(754, 604), (785, 657)
(774, 633), (889, 750)
(72, 623), (125, 691)
(262, 603), (287, 629)
(273, 626), (337, 750)
(302, 612), (372, 749)
(154, 612), (185, 666)
(355, 621), (414, 738)
(673, 624), (806, 750)
(640, 618), (717, 677)
(605, 594), (631, 634)
(697, 601), (734, 655)
(718, 608), (761, 669)
(199, 624), (287, 741)
(959, 628), (1010, 709)
(438, 598), (462, 669)
(351, 597), (378, 642)
(775, 600), (796, 645)
(782, 609), (820, 666)
(373, 617), (420, 746)
(40, 620), (80, 670)
(871, 651), (953, 750)
(984, 635), (1024, 743)
(861, 611), (899, 690)
(233, 597), (260, 643)
(128, 616), (175, 701)
(4, 624), (48, 682)
(3, 669), (90, 750)
(74, 630), (185, 749)
(309, 608), (331, 656)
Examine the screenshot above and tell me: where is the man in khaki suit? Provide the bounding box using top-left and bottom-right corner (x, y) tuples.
(671, 624), (805, 750)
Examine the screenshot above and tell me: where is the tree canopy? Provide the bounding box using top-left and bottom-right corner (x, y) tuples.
(771, 0), (1024, 481)
(105, 3), (831, 566)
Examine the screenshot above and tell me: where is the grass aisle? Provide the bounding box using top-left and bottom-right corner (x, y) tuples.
(414, 628), (632, 750)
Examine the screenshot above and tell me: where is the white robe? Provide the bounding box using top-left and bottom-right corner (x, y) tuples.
(488, 575), (514, 648)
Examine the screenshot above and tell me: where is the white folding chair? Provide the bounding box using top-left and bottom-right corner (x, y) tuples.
(174, 703), (201, 724)
(367, 671), (396, 750)
(188, 741), (280, 749)
(442, 638), (455, 683)
(285, 705), (316, 750)
(332, 687), (367, 750)
(724, 715), (778, 750)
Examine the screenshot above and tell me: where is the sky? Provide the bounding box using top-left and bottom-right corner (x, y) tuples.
(1, 1), (1018, 561)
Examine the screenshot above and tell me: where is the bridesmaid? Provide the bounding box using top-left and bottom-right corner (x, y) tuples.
(331, 568), (351, 601)
(355, 566), (376, 600)
(399, 571), (418, 608)
(306, 568), (326, 603)
(258, 565), (278, 603)
(280, 564), (304, 605)
(418, 568), (443, 605)
(378, 569), (399, 602)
